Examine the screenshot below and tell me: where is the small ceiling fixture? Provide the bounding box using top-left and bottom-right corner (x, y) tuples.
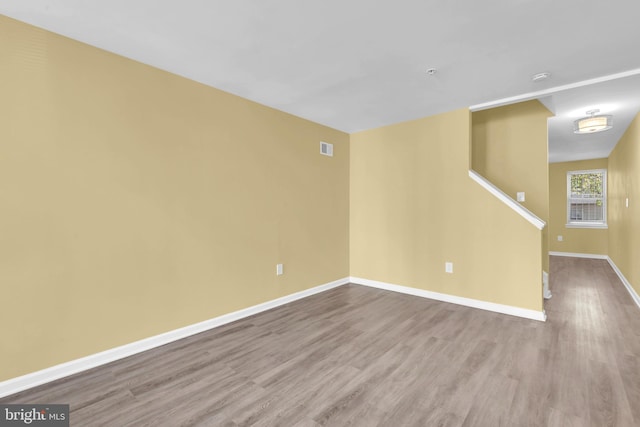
(532, 72), (551, 82)
(573, 109), (613, 134)
(426, 68), (437, 75)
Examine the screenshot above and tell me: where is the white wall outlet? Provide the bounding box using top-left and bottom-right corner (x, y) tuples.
(276, 264), (283, 276)
(517, 192), (525, 202)
(445, 262), (453, 273)
(557, 235), (563, 242)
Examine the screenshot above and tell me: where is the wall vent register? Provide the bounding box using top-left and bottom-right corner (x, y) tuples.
(320, 141), (333, 157)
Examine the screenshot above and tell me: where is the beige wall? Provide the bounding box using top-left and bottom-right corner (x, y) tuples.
(472, 100), (551, 219)
(472, 100), (552, 272)
(548, 159), (609, 255)
(608, 112), (640, 296)
(350, 109), (544, 312)
(0, 16), (350, 381)
(1, 15), (553, 384)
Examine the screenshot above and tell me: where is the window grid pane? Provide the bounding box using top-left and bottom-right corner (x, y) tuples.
(569, 199), (604, 221)
(567, 170), (606, 225)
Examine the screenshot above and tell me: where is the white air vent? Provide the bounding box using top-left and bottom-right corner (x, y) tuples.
(320, 141), (333, 157)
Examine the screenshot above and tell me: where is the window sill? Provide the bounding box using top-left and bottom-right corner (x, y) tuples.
(565, 223), (608, 229)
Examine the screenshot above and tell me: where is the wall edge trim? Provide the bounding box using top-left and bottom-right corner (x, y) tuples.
(549, 251), (608, 259)
(607, 257), (640, 311)
(0, 277), (350, 398)
(468, 170), (545, 230)
(470, 68), (640, 112)
(349, 276), (546, 322)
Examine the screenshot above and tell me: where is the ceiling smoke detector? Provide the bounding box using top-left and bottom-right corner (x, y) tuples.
(532, 72), (551, 82)
(426, 68), (437, 76)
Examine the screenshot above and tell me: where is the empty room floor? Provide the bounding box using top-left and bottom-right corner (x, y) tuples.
(2, 256), (640, 426)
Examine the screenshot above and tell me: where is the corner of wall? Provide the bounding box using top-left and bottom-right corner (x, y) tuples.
(608, 112), (640, 297)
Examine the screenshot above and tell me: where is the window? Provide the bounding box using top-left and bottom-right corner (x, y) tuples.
(566, 169), (607, 228)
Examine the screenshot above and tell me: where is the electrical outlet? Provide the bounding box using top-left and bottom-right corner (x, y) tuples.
(517, 192), (525, 202)
(557, 235), (563, 242)
(276, 264), (283, 276)
(445, 262), (453, 273)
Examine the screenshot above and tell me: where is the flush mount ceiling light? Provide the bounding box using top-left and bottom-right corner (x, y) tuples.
(573, 109), (613, 134)
(532, 72), (551, 82)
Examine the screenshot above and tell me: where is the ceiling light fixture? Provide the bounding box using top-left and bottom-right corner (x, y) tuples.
(573, 109), (613, 134)
(532, 72), (551, 82)
(426, 68), (437, 75)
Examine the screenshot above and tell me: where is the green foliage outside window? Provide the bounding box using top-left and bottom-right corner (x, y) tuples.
(568, 170), (606, 223)
(570, 173), (603, 198)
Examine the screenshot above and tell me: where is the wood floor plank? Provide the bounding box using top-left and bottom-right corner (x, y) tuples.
(587, 359), (635, 427)
(2, 256), (639, 426)
(460, 373), (519, 427)
(616, 354), (640, 424)
(546, 407), (588, 427)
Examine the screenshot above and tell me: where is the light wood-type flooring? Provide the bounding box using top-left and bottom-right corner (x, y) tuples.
(3, 256), (640, 426)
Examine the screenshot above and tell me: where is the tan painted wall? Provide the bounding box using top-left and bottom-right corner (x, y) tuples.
(350, 109), (544, 312)
(472, 100), (551, 218)
(0, 16), (350, 381)
(608, 113), (640, 296)
(472, 100), (552, 272)
(548, 159), (609, 255)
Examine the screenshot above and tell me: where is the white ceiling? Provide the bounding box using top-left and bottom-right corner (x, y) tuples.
(542, 73), (640, 163)
(2, 0), (640, 162)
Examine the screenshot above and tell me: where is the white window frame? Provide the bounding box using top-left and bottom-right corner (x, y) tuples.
(566, 169), (607, 229)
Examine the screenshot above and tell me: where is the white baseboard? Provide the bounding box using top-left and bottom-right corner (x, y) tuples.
(0, 277), (350, 399)
(549, 251), (608, 259)
(547, 252), (639, 311)
(349, 276), (546, 322)
(607, 257), (640, 310)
